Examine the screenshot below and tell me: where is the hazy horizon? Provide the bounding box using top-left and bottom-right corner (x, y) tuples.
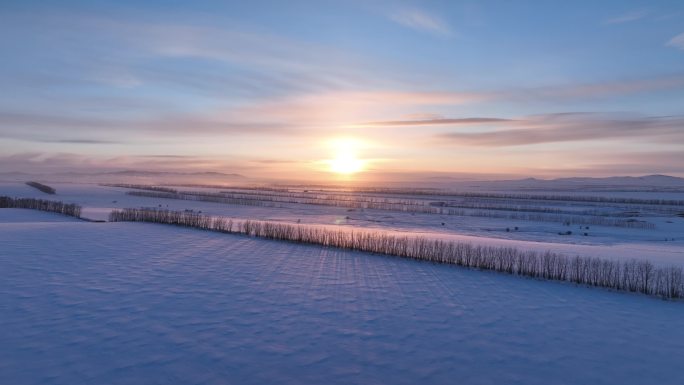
(2, 0), (683, 181)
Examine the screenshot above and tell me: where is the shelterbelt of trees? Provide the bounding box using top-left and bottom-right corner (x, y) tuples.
(0, 196), (81, 218)
(109, 208), (683, 300)
(25, 181), (56, 195)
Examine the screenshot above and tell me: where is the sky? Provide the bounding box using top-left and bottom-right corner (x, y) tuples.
(1, 0), (684, 181)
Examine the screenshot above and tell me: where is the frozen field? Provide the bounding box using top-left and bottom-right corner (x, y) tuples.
(2, 182), (684, 266)
(1, 209), (684, 385)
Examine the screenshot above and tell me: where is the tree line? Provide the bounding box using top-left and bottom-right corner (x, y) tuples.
(101, 183), (178, 193)
(108, 208), (683, 300)
(126, 191), (282, 208)
(126, 190), (655, 229)
(0, 196), (81, 218)
(351, 188), (684, 206)
(25, 181), (56, 194)
(222, 188), (650, 219)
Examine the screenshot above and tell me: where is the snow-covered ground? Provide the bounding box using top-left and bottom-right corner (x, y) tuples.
(2, 182), (683, 266)
(1, 209), (683, 385)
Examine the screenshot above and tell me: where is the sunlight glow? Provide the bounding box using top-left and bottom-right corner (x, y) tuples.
(327, 138), (366, 175)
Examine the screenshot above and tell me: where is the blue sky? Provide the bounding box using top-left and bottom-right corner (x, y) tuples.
(1, 0), (683, 180)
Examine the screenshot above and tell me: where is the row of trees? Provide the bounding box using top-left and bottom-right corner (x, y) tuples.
(225, 188), (679, 223)
(0, 196), (81, 217)
(128, 190), (462, 214)
(126, 189), (655, 229)
(238, 185), (682, 215)
(102, 183), (178, 193)
(118, 183), (684, 207)
(114, 183), (675, 218)
(223, 187), (680, 216)
(220, 189), (427, 207)
(108, 208), (683, 299)
(456, 196), (683, 215)
(221, 188), (647, 219)
(174, 183), (290, 193)
(25, 181), (56, 194)
(126, 191), (281, 208)
(439, 200), (629, 217)
(467, 210), (655, 229)
(216, 190), (438, 211)
(349, 188), (684, 206)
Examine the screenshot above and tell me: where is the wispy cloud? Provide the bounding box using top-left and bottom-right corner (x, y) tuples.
(0, 11), (388, 101)
(46, 139), (122, 144)
(667, 32), (684, 50)
(132, 23), (366, 80)
(358, 117), (513, 127)
(0, 152), (108, 173)
(222, 73), (684, 129)
(0, 152), (244, 174)
(435, 113), (684, 146)
(0, 110), (297, 143)
(604, 9), (649, 24)
(5, 71), (684, 146)
(222, 90), (488, 129)
(250, 159), (302, 164)
(389, 8), (453, 37)
(503, 74), (684, 101)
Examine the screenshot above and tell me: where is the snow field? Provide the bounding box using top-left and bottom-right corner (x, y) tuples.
(1, 210), (684, 384)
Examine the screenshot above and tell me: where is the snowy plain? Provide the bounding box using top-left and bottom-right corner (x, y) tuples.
(2, 181), (683, 266)
(1, 209), (684, 385)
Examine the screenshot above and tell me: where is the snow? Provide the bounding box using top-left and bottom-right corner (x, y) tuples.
(2, 182), (683, 266)
(1, 210), (684, 385)
(0, 208), (81, 223)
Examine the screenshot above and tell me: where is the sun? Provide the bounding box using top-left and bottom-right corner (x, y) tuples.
(327, 138), (366, 175)
(330, 153), (364, 174)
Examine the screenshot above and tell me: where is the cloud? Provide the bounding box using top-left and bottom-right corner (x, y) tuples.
(604, 10), (649, 24)
(389, 8), (453, 37)
(0, 110), (298, 143)
(3, 71), (684, 146)
(359, 117), (513, 127)
(183, 72), (684, 109)
(0, 152), (244, 174)
(4, 71), (684, 146)
(435, 113), (684, 146)
(0, 89), (488, 143)
(108, 20), (389, 95)
(135, 155), (194, 159)
(594, 151), (684, 166)
(0, 10), (388, 101)
(250, 159), (303, 165)
(331, 75), (684, 122)
(0, 152), (104, 173)
(667, 32), (684, 50)
(0, 111), (119, 129)
(505, 74), (684, 101)
(223, 90), (488, 129)
(45, 139), (122, 144)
